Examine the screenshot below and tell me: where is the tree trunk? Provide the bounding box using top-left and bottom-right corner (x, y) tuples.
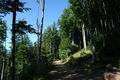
(39, 0), (45, 60)
(12, 0), (17, 80)
(86, 1), (92, 37)
(82, 24), (87, 51)
(102, 1), (107, 32)
(71, 28), (75, 45)
(86, 2), (96, 62)
(92, 45), (96, 63)
(72, 39), (75, 45)
(1, 57), (5, 80)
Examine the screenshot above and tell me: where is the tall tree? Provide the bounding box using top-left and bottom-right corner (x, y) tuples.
(69, 0), (88, 50)
(36, 0), (45, 59)
(0, 0), (31, 79)
(0, 19), (7, 80)
(58, 7), (79, 45)
(11, 0), (17, 79)
(42, 23), (60, 60)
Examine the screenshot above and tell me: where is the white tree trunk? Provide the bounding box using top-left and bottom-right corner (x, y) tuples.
(72, 39), (75, 45)
(82, 24), (87, 51)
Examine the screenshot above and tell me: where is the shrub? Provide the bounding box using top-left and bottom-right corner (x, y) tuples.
(20, 56), (52, 80)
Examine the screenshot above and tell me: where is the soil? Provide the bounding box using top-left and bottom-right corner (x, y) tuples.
(48, 60), (104, 80)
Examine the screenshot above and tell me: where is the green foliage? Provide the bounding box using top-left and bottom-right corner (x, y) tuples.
(58, 38), (79, 60)
(42, 23), (60, 60)
(20, 57), (52, 80)
(1, 0), (120, 79)
(91, 34), (104, 50)
(15, 35), (52, 80)
(59, 38), (71, 60)
(0, 19), (7, 42)
(15, 20), (37, 34)
(58, 7), (81, 60)
(0, 0), (30, 16)
(69, 0), (87, 23)
(0, 19), (7, 71)
(58, 7), (78, 39)
(15, 36), (32, 77)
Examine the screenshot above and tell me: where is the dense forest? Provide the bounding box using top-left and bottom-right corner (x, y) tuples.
(0, 0), (120, 80)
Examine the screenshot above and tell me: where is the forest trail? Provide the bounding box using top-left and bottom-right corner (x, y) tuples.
(48, 60), (104, 80)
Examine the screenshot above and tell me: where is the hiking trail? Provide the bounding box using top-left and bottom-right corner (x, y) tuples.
(48, 60), (104, 80)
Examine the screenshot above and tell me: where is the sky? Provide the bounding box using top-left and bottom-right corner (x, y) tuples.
(4, 0), (69, 50)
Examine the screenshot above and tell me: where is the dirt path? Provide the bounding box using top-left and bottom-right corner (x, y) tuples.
(48, 60), (104, 80)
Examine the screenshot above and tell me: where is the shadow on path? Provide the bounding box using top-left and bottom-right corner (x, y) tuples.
(48, 60), (104, 80)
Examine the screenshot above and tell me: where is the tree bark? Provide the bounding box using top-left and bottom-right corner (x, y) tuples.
(82, 24), (87, 51)
(39, 0), (45, 60)
(72, 39), (75, 45)
(12, 0), (17, 80)
(1, 57), (5, 80)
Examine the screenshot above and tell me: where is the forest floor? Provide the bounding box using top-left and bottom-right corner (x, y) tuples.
(47, 60), (104, 80)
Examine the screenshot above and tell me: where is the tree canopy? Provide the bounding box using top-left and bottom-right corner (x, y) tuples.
(0, 0), (120, 80)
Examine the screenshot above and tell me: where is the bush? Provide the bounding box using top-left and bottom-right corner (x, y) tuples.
(58, 38), (79, 60)
(58, 38), (71, 60)
(68, 44), (79, 55)
(20, 56), (52, 80)
(91, 34), (104, 50)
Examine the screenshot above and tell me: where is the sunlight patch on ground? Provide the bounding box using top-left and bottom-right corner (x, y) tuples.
(72, 50), (92, 59)
(72, 51), (81, 58)
(85, 50), (92, 54)
(63, 73), (80, 79)
(52, 60), (64, 65)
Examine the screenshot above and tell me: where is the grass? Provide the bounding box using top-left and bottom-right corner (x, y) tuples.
(72, 49), (92, 58)
(64, 48), (92, 65)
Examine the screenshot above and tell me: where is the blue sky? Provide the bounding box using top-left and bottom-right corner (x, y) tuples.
(4, 0), (69, 50)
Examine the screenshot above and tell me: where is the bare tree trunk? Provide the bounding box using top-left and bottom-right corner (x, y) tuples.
(39, 0), (45, 60)
(50, 41), (52, 53)
(71, 29), (75, 45)
(72, 38), (75, 45)
(36, 5), (40, 60)
(82, 24), (87, 51)
(92, 45), (96, 63)
(102, 1), (107, 32)
(36, 18), (40, 59)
